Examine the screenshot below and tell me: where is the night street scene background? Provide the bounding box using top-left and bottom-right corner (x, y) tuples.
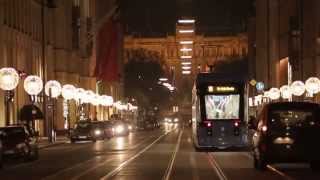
(1, 0), (320, 179)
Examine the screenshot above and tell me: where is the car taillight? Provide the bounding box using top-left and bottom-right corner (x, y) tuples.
(203, 121), (213, 128)
(233, 120), (240, 127)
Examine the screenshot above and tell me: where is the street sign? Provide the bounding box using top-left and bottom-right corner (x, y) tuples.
(249, 79), (257, 86)
(256, 82), (265, 91)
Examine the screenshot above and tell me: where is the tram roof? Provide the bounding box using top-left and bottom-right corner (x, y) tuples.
(195, 72), (246, 86)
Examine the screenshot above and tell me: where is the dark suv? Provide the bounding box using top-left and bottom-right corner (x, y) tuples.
(0, 126), (39, 161)
(70, 121), (104, 142)
(251, 102), (320, 170)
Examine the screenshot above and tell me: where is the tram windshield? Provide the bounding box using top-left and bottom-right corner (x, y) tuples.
(204, 94), (240, 120)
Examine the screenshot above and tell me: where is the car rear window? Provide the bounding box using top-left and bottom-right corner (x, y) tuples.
(92, 122), (104, 128)
(76, 122), (91, 129)
(270, 110), (316, 127)
(104, 122), (113, 127)
(0, 127), (25, 138)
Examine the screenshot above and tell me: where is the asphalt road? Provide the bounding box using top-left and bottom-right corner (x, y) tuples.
(1, 124), (320, 180)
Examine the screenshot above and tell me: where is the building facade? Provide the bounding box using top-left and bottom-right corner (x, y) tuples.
(0, 0), (121, 135)
(124, 22), (248, 90)
(249, 0), (320, 100)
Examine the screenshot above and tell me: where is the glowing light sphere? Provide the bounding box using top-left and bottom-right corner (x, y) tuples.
(100, 95), (113, 106)
(290, 81), (305, 96)
(305, 77), (320, 95)
(45, 80), (62, 98)
(24, 75), (43, 95)
(280, 85), (292, 99)
(61, 84), (76, 100)
(74, 88), (85, 102)
(90, 94), (100, 106)
(0, 67), (20, 91)
(106, 96), (114, 106)
(82, 90), (95, 103)
(268, 88), (280, 100)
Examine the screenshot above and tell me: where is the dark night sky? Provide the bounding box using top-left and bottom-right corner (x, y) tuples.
(120, 0), (254, 37)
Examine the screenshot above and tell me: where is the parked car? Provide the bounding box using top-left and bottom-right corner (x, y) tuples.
(113, 121), (129, 136)
(251, 102), (320, 170)
(0, 126), (38, 161)
(70, 121), (101, 142)
(102, 121), (114, 138)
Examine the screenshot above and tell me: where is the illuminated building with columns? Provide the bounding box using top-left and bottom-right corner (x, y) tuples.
(124, 20), (248, 90)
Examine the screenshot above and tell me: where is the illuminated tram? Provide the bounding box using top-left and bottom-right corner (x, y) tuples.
(192, 73), (248, 150)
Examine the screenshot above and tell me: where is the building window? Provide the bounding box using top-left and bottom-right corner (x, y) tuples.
(72, 4), (80, 49)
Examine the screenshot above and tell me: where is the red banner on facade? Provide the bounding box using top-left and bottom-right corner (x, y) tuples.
(95, 19), (121, 82)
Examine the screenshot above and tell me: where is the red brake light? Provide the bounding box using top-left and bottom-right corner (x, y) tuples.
(204, 121), (212, 128)
(207, 122), (212, 127)
(233, 120), (240, 127)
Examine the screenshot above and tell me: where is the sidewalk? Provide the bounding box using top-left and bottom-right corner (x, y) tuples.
(37, 136), (69, 149)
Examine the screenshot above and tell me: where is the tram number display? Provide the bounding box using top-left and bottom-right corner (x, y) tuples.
(207, 86), (237, 93)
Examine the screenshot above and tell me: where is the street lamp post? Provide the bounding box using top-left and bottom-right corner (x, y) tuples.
(100, 95), (113, 120)
(61, 84), (76, 132)
(45, 80), (62, 143)
(90, 94), (100, 120)
(0, 68), (20, 126)
(74, 88), (86, 121)
(82, 90), (94, 120)
(24, 75), (43, 129)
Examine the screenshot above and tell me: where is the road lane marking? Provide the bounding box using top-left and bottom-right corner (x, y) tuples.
(69, 135), (161, 180)
(100, 130), (173, 180)
(267, 165), (294, 180)
(162, 129), (183, 180)
(43, 133), (161, 180)
(207, 153), (228, 180)
(240, 152), (294, 180)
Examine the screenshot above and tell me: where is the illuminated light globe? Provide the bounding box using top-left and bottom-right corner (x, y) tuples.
(82, 90), (95, 103)
(99, 95), (107, 106)
(305, 77), (320, 95)
(268, 88), (280, 100)
(99, 95), (112, 106)
(0, 67), (20, 91)
(61, 84), (76, 100)
(74, 88), (85, 102)
(24, 75), (43, 95)
(280, 85), (292, 99)
(45, 80), (62, 98)
(290, 81), (305, 96)
(90, 94), (100, 106)
(106, 96), (114, 106)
